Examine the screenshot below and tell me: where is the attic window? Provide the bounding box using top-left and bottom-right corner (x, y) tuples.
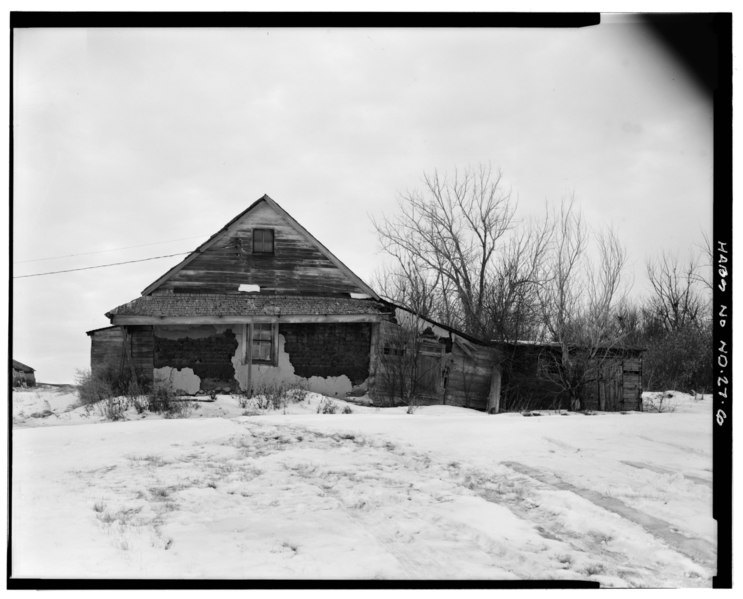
(253, 229), (274, 254)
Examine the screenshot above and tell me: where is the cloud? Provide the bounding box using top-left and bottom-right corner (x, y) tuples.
(12, 24), (713, 383)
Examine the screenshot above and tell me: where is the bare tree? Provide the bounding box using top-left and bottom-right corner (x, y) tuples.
(373, 164), (516, 338)
(536, 199), (628, 410)
(484, 215), (552, 343)
(695, 231), (714, 292)
(536, 197), (587, 345)
(640, 242), (712, 394)
(372, 258), (442, 321)
(645, 252), (705, 333)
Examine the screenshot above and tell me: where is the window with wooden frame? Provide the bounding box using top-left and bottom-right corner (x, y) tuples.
(243, 323), (277, 365)
(252, 229), (274, 254)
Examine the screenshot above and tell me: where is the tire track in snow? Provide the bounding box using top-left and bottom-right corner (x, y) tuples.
(274, 426), (520, 579)
(279, 425), (704, 584)
(637, 435), (710, 458)
(501, 461), (716, 570)
(620, 460), (711, 487)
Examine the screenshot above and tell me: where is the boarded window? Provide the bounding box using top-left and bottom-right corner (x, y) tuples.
(252, 323), (275, 363)
(253, 229), (274, 254)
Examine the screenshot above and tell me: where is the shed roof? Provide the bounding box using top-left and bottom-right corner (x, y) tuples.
(12, 359), (35, 372)
(106, 294), (391, 320)
(499, 340), (646, 353)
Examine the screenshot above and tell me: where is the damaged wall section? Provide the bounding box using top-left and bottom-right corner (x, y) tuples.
(280, 323), (371, 385)
(153, 325), (239, 393)
(151, 322), (372, 396)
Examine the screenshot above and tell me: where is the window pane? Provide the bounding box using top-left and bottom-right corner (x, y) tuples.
(254, 323), (272, 340)
(253, 229), (273, 253)
(252, 341), (271, 361)
(251, 324), (274, 361)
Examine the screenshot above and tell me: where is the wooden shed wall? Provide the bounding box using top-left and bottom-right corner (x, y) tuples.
(155, 202), (368, 296)
(90, 327), (125, 371)
(11, 369), (36, 387)
(501, 344), (644, 412)
(128, 326), (154, 384)
(90, 326), (154, 384)
(444, 344), (498, 410)
(372, 320), (498, 411)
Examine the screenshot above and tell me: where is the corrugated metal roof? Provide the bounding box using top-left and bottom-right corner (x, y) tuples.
(106, 294), (390, 319)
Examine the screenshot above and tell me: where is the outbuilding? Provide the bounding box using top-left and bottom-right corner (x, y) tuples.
(11, 360), (36, 387)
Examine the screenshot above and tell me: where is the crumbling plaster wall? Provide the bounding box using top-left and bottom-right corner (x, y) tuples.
(153, 324), (364, 397)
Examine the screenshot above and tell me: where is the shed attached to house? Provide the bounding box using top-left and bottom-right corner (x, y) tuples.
(497, 341), (645, 412)
(373, 306), (501, 411)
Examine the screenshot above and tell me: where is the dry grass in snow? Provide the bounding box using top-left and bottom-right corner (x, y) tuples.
(11, 387), (715, 586)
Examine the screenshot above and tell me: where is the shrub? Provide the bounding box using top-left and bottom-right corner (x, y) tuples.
(131, 395), (149, 415)
(285, 386), (308, 404)
(244, 383), (308, 412)
(76, 369), (114, 405)
(76, 358), (149, 406)
(164, 400), (193, 419)
(98, 396), (128, 421)
(148, 381), (177, 412)
(643, 322), (712, 393)
(317, 398), (339, 414)
(148, 381), (192, 418)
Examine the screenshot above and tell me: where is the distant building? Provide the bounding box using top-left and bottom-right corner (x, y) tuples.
(11, 360), (36, 387)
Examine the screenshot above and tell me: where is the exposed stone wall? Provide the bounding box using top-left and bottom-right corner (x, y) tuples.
(153, 326), (238, 392)
(150, 323), (371, 395)
(280, 323), (371, 385)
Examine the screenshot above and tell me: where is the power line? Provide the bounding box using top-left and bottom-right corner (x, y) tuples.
(13, 235), (208, 264)
(13, 252), (192, 279)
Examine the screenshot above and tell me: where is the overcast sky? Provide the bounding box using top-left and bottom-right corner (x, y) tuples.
(12, 19), (714, 383)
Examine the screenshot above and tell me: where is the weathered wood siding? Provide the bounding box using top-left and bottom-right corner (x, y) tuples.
(127, 326), (154, 384)
(155, 202), (369, 296)
(499, 345), (566, 411)
(444, 344), (499, 410)
(372, 320), (498, 411)
(90, 326), (125, 372)
(622, 357), (643, 410)
(500, 344), (644, 412)
(89, 325), (153, 384)
(11, 369), (36, 387)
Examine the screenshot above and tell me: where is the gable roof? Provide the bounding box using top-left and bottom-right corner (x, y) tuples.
(12, 359), (35, 372)
(141, 194), (379, 299)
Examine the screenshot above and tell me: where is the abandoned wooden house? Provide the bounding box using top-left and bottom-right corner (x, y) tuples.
(86, 194), (643, 412)
(11, 359), (36, 387)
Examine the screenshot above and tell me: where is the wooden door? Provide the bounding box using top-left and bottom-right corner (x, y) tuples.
(416, 342), (443, 400)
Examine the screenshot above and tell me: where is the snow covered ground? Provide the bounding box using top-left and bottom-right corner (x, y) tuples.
(10, 386), (715, 586)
